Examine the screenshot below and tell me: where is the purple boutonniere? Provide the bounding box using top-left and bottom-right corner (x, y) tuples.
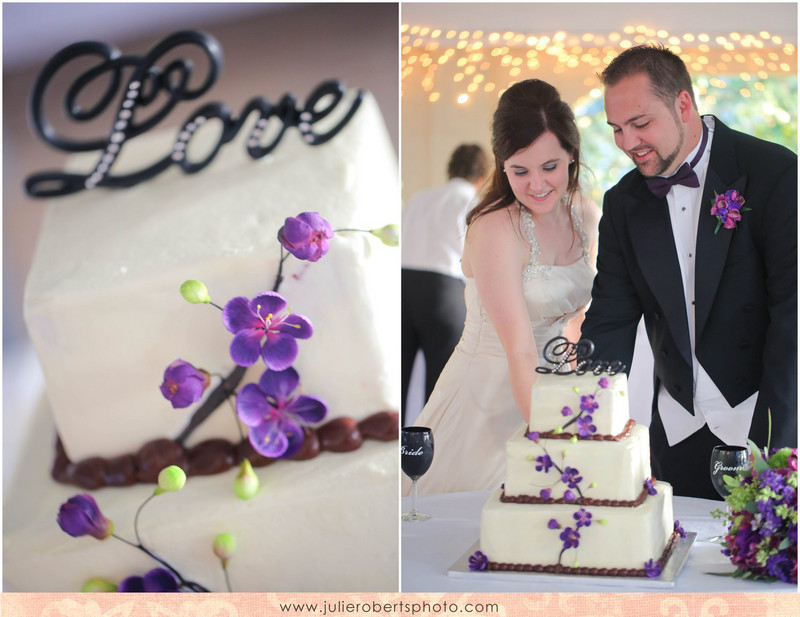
(711, 190), (750, 234)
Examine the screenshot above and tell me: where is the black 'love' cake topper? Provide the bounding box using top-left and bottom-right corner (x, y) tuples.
(536, 336), (626, 376)
(25, 30), (363, 197)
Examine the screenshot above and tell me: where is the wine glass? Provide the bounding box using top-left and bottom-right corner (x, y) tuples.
(707, 445), (750, 542)
(710, 445), (750, 499)
(401, 427), (434, 522)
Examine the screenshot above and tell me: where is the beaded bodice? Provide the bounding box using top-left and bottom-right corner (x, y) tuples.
(520, 200), (591, 280)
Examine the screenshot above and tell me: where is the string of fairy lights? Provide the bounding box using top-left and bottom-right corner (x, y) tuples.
(401, 24), (797, 105)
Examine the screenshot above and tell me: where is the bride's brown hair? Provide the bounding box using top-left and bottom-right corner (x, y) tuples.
(466, 79), (582, 226)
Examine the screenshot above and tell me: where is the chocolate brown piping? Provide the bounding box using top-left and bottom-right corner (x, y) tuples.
(52, 411), (398, 489)
(500, 486), (650, 507)
(485, 528), (682, 577)
(526, 418), (636, 442)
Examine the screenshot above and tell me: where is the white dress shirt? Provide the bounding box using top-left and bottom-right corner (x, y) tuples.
(401, 177), (477, 280)
(658, 116), (757, 447)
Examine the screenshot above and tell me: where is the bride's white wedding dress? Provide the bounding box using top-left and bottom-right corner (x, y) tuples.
(410, 205), (596, 495)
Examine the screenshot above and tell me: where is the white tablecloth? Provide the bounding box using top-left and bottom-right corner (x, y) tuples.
(402, 490), (797, 592)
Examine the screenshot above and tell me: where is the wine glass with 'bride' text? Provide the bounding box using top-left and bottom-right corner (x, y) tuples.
(401, 427), (434, 522)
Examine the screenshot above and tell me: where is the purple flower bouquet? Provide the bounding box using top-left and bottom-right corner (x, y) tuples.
(713, 444), (798, 583)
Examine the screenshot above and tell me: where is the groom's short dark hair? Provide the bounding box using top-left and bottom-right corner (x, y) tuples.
(600, 44), (697, 109)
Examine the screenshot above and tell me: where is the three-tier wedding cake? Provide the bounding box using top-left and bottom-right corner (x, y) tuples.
(476, 348), (681, 577)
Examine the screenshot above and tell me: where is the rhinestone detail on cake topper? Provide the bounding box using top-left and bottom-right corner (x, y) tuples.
(25, 30), (363, 197)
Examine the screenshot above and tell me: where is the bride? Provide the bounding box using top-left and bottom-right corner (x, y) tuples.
(408, 79), (601, 495)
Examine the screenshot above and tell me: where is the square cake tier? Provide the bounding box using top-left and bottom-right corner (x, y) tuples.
(481, 481), (674, 573)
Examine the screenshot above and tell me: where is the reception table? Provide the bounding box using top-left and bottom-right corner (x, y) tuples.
(402, 491), (797, 592)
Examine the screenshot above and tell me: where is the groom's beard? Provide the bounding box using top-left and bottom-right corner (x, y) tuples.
(630, 118), (687, 178)
(633, 142), (681, 177)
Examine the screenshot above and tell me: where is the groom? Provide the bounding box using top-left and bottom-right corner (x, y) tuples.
(582, 44), (797, 499)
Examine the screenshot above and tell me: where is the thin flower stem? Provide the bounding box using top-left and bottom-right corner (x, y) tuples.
(538, 446), (586, 501)
(222, 564), (233, 592)
(111, 533), (140, 550)
(175, 364), (247, 445)
(133, 493), (157, 547)
(226, 393), (246, 459)
(111, 533), (211, 592)
(767, 409), (772, 452)
(272, 247), (289, 292)
(209, 301), (224, 311)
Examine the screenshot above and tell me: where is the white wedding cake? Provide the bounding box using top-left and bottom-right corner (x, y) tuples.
(4, 55), (399, 591)
(477, 371), (679, 576)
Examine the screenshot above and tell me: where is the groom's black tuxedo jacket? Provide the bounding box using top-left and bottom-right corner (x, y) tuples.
(582, 117), (797, 448)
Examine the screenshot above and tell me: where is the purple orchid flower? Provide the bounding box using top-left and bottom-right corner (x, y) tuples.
(118, 568), (178, 592)
(548, 518), (561, 529)
(576, 414), (597, 438)
(561, 406), (573, 416)
(574, 508), (592, 528)
(561, 466), (583, 489)
(535, 454), (554, 473)
(645, 478), (658, 495)
(560, 527), (580, 550)
(277, 212), (334, 262)
(159, 359), (210, 408)
(598, 377), (609, 389)
(222, 291), (312, 369)
(540, 488), (552, 500)
(57, 494), (113, 540)
(674, 520), (687, 538)
(236, 366), (327, 458)
(644, 559), (662, 578)
(468, 551), (489, 571)
(580, 395), (599, 414)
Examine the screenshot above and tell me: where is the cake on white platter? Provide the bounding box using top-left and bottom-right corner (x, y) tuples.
(5, 31), (399, 592)
(476, 363), (681, 577)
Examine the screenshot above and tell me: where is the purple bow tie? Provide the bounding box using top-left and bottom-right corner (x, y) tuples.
(645, 120), (709, 198)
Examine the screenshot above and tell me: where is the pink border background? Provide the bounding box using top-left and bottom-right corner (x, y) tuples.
(1, 593), (799, 617)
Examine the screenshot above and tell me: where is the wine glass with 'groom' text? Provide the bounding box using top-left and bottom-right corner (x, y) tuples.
(401, 427), (434, 522)
(707, 445), (750, 542)
(710, 445), (750, 499)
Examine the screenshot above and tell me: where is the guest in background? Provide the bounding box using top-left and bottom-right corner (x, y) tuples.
(401, 144), (489, 425)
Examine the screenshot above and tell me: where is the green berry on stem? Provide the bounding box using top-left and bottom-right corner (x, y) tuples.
(155, 465), (186, 495)
(180, 280), (210, 304)
(234, 459), (259, 500)
(213, 533), (237, 565)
